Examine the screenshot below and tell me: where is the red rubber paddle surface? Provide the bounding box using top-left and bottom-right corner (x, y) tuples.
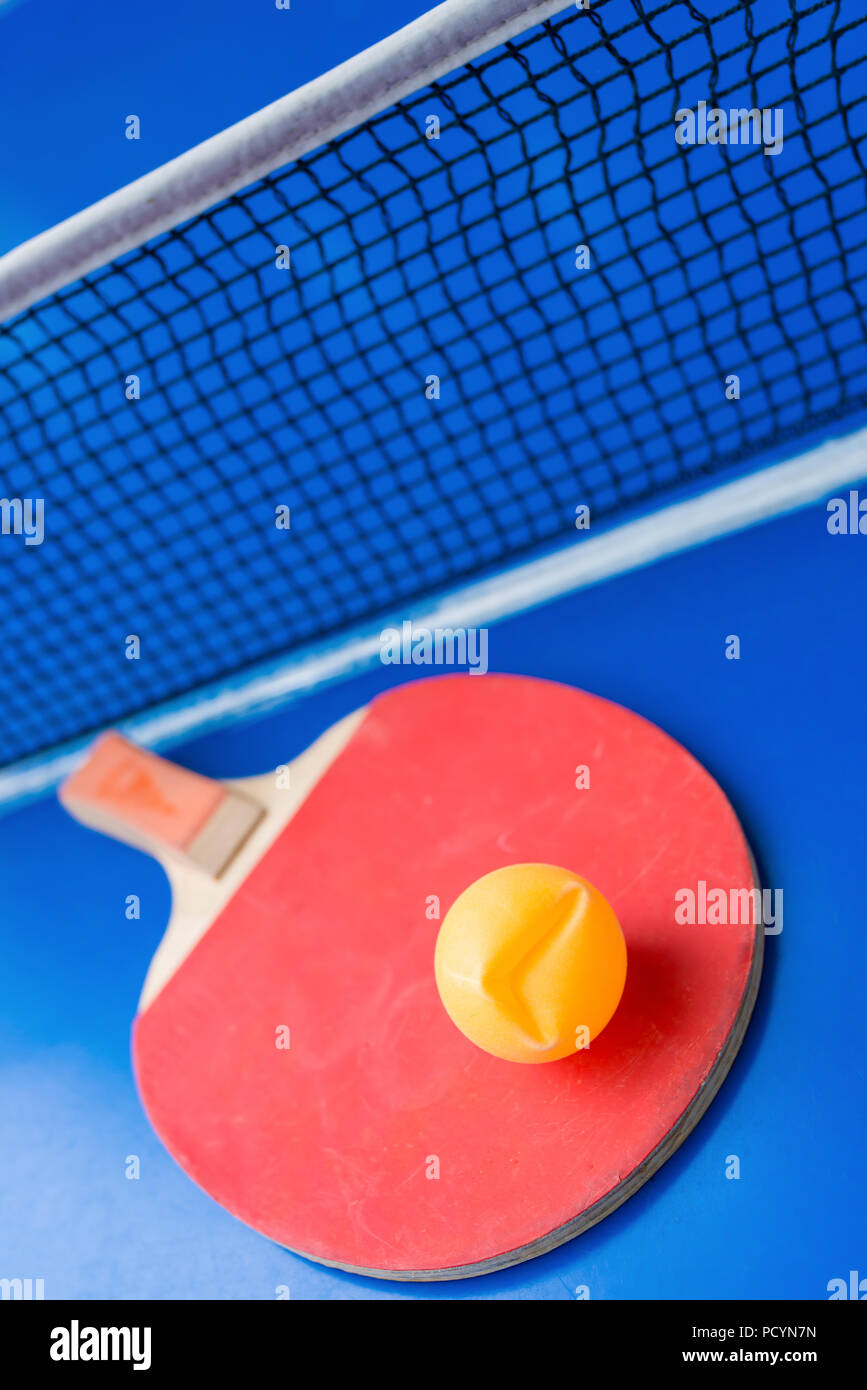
(133, 675), (759, 1277)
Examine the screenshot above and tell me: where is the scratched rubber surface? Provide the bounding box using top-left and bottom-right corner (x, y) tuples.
(133, 674), (757, 1275)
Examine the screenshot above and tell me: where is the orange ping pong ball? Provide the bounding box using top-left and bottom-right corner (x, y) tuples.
(434, 863), (627, 1064)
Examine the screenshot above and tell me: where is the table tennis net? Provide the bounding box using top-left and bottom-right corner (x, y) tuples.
(1, 0), (866, 770)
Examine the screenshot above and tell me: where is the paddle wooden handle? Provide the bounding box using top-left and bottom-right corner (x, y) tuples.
(59, 733), (263, 877)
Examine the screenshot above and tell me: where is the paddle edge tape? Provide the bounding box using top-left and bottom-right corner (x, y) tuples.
(273, 851), (765, 1282)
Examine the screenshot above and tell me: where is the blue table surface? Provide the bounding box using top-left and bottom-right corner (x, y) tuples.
(1, 497), (865, 1299)
(1, 0), (864, 1301)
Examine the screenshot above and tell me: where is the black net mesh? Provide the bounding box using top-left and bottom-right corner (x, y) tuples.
(1, 0), (866, 767)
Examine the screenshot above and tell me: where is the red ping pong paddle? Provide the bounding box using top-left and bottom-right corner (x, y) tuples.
(59, 673), (762, 1279)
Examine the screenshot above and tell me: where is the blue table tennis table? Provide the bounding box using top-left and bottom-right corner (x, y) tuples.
(1, 495), (864, 1299)
(0, 0), (865, 1300)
